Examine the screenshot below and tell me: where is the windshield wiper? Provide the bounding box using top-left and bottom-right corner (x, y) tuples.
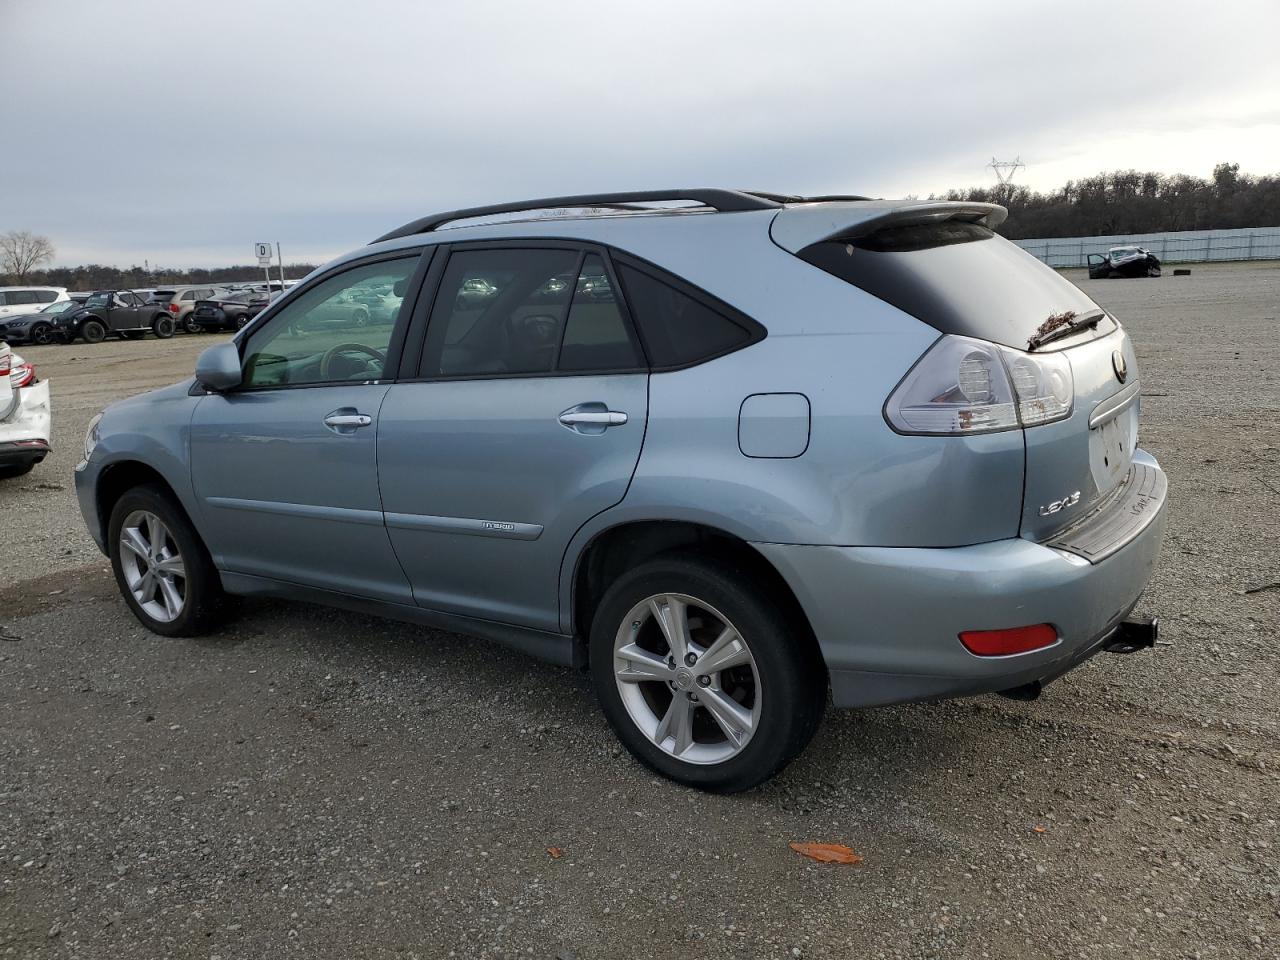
(1027, 309), (1105, 351)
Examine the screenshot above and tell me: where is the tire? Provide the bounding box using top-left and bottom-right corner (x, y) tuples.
(351, 306), (369, 327)
(0, 462), (36, 480)
(80, 319), (106, 344)
(183, 316), (202, 334)
(1147, 262), (1162, 278)
(107, 483), (226, 637)
(152, 316), (176, 339)
(589, 552), (826, 793)
(30, 323), (52, 345)
(235, 314), (251, 330)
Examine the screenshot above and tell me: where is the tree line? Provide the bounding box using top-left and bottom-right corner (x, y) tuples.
(934, 163), (1280, 240)
(8, 261), (319, 290)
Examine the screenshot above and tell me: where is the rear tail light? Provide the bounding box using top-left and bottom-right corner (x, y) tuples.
(10, 361), (35, 389)
(168, 303), (180, 314)
(0, 352), (9, 377)
(885, 334), (1074, 435)
(959, 623), (1058, 656)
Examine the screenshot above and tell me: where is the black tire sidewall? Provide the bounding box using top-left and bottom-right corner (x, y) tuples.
(589, 553), (825, 793)
(31, 323), (51, 345)
(81, 320), (105, 343)
(107, 484), (224, 637)
(153, 317), (175, 338)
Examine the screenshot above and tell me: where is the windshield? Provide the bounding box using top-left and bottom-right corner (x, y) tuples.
(41, 300), (76, 314)
(85, 293), (110, 308)
(1109, 247), (1140, 259)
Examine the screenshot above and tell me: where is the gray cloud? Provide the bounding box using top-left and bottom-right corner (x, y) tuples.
(3, 0), (1278, 266)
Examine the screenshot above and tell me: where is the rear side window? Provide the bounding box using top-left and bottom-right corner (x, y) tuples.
(615, 264), (757, 369)
(559, 254), (642, 372)
(35, 290), (58, 303)
(6, 290), (38, 305)
(798, 221), (1106, 350)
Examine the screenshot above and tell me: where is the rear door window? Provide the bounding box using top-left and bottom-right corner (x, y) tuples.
(558, 254), (642, 372)
(35, 290), (58, 303)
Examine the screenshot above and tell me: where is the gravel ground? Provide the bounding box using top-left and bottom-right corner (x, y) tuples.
(1, 262), (1277, 959)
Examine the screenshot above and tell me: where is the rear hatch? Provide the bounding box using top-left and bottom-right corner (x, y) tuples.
(776, 200), (1141, 546)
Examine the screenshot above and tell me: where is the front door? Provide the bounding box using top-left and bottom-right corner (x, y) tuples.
(378, 245), (648, 631)
(189, 253), (426, 602)
(108, 291), (143, 330)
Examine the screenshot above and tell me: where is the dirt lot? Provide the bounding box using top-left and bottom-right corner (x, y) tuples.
(1, 263), (1277, 959)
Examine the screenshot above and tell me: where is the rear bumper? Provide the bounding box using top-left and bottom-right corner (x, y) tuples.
(754, 450), (1168, 708)
(0, 439), (50, 468)
(0, 380), (52, 467)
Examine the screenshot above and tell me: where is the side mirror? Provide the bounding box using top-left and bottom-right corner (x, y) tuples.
(195, 342), (242, 392)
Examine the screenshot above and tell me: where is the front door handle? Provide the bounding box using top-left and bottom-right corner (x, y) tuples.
(558, 402), (628, 435)
(324, 409), (372, 433)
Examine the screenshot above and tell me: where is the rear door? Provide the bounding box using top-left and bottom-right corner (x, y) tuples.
(189, 252), (429, 601)
(377, 243), (648, 631)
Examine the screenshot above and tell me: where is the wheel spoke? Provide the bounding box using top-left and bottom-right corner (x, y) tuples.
(700, 687), (754, 746)
(649, 595), (689, 662)
(654, 694), (695, 756)
(120, 527), (150, 562)
(696, 625), (751, 675)
(144, 514), (165, 557)
(616, 643), (673, 683)
(157, 576), (182, 619)
(137, 569), (157, 602)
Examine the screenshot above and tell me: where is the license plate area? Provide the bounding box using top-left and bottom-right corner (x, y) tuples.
(1090, 403), (1137, 491)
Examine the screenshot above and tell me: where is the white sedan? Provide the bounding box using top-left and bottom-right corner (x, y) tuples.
(0, 341), (51, 479)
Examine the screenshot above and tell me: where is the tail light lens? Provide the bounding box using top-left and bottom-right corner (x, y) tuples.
(960, 623), (1058, 656)
(168, 303), (180, 314)
(885, 334), (1074, 435)
(10, 361), (35, 389)
(0, 352), (9, 377)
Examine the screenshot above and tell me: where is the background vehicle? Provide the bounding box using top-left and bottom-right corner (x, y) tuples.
(75, 189), (1168, 793)
(0, 341), (51, 478)
(190, 292), (273, 331)
(155, 286), (226, 333)
(0, 297), (85, 345)
(54, 290), (176, 343)
(1088, 245), (1162, 278)
(0, 286), (68, 319)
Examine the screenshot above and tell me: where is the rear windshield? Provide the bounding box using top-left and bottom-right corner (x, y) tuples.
(799, 221), (1110, 350)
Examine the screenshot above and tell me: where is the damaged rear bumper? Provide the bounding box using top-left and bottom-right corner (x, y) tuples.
(0, 379), (52, 468)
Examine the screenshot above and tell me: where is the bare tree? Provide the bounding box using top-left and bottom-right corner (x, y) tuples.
(0, 231), (56, 282)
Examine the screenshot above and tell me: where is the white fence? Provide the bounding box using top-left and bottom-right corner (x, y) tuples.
(1014, 226), (1280, 267)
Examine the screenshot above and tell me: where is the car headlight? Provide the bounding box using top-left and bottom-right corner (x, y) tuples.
(84, 412), (104, 461)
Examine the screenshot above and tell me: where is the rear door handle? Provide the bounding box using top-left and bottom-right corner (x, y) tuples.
(558, 402), (628, 435)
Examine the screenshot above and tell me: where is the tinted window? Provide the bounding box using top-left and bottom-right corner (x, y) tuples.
(798, 222), (1105, 350)
(616, 265), (753, 368)
(6, 290), (39, 305)
(35, 290), (58, 303)
(422, 248), (578, 377)
(242, 257), (418, 388)
(559, 254), (641, 371)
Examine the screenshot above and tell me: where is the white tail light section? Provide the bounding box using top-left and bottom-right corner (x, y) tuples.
(886, 335), (1074, 435)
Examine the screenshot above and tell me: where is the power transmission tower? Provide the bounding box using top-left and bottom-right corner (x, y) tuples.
(988, 157), (1024, 195)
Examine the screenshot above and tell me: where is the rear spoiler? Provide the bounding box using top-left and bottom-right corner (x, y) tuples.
(769, 200), (1008, 253)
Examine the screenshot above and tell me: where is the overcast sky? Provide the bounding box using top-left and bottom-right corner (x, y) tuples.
(4, 0), (1279, 268)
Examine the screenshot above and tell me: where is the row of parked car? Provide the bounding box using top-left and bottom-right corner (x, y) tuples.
(0, 282), (296, 345)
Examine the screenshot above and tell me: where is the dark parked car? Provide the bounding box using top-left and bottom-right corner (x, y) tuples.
(189, 293), (272, 332)
(1088, 245), (1161, 279)
(0, 296), (88, 345)
(53, 291), (177, 343)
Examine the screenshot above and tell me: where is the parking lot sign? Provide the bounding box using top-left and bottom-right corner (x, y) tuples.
(255, 242), (273, 266)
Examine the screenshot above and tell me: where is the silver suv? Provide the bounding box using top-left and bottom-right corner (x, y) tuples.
(75, 190), (1168, 792)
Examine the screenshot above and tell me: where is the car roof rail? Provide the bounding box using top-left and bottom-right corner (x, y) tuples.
(371, 189), (791, 243)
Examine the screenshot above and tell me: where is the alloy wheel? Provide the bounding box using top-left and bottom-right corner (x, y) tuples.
(118, 510), (186, 622)
(613, 593), (761, 765)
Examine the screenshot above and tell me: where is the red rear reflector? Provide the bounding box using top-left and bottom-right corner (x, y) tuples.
(959, 623), (1058, 656)
(168, 303), (180, 313)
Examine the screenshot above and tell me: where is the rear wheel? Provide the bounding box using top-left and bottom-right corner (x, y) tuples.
(30, 323), (52, 345)
(80, 319), (106, 344)
(351, 306), (369, 327)
(235, 313), (251, 330)
(0, 462), (36, 480)
(152, 316), (176, 339)
(183, 316), (202, 334)
(589, 553), (826, 792)
(108, 484), (226, 637)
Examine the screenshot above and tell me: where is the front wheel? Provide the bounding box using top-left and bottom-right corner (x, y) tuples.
(108, 484), (226, 637)
(183, 317), (202, 334)
(30, 323), (53, 345)
(80, 319), (106, 344)
(590, 553), (826, 792)
(152, 316), (176, 339)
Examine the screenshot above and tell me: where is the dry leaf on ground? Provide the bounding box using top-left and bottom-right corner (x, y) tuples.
(789, 842), (863, 864)
(546, 847), (564, 859)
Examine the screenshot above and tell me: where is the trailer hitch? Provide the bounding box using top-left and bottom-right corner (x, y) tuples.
(1102, 616), (1160, 655)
